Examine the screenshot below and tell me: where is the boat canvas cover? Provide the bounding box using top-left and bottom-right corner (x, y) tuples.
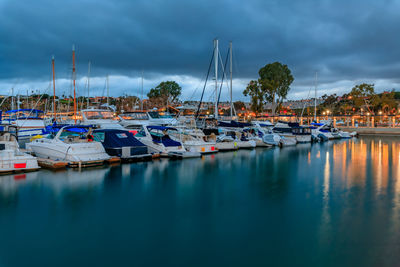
(218, 121), (252, 128)
(95, 129), (145, 148)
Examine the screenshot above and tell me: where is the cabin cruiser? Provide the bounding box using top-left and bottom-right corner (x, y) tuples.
(169, 127), (218, 154)
(273, 121), (311, 143)
(0, 127), (40, 174)
(310, 122), (341, 140)
(118, 111), (150, 129)
(1, 109), (46, 148)
(147, 111), (178, 126)
(80, 108), (125, 130)
(252, 121), (283, 146)
(26, 125), (110, 167)
(243, 127), (273, 147)
(93, 129), (152, 161)
(134, 125), (200, 158)
(198, 128), (237, 151)
(218, 121), (257, 149)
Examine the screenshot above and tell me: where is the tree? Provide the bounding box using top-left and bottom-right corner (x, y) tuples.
(147, 81), (181, 107)
(233, 101), (245, 111)
(243, 80), (264, 114)
(258, 62), (294, 115)
(349, 83), (375, 113)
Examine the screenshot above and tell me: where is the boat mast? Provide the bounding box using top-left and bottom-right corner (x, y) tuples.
(72, 44), (77, 124)
(106, 75), (109, 107)
(87, 61), (91, 109)
(52, 55), (56, 120)
(141, 70), (144, 110)
(214, 39), (219, 120)
(11, 88), (14, 110)
(229, 41), (233, 118)
(314, 72), (317, 121)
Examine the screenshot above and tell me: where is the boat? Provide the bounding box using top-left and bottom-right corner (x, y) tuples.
(26, 125), (110, 167)
(252, 121), (282, 146)
(1, 109), (46, 148)
(134, 125), (201, 158)
(93, 129), (152, 161)
(0, 127), (40, 174)
(80, 107), (125, 130)
(243, 127), (273, 147)
(169, 127), (218, 154)
(118, 111), (150, 129)
(147, 111), (178, 126)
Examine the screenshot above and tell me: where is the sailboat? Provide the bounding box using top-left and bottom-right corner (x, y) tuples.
(26, 48), (111, 167)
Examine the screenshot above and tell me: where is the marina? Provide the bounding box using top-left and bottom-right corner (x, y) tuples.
(0, 136), (399, 266)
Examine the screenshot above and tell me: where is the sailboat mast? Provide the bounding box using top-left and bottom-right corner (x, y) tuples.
(214, 39), (219, 119)
(229, 41), (233, 118)
(11, 88), (14, 110)
(87, 61), (91, 109)
(52, 55), (56, 120)
(106, 75), (109, 106)
(141, 70), (144, 110)
(72, 44), (77, 124)
(314, 72), (317, 121)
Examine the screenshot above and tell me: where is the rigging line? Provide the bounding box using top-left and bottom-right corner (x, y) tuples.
(217, 48), (230, 106)
(300, 87), (313, 118)
(195, 51), (214, 119)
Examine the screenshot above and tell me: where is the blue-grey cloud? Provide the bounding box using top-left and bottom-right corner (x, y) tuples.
(1, 0), (400, 100)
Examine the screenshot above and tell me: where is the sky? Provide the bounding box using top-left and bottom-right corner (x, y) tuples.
(1, 0), (400, 102)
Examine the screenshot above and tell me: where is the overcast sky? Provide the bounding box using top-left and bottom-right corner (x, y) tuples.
(1, 0), (400, 102)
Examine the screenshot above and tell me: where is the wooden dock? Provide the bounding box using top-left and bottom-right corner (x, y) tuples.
(340, 127), (400, 136)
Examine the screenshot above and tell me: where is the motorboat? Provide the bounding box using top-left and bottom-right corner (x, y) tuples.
(0, 127), (40, 174)
(243, 127), (273, 147)
(169, 127), (218, 154)
(93, 129), (152, 161)
(26, 125), (110, 167)
(252, 122), (282, 146)
(273, 121), (311, 143)
(147, 111), (178, 126)
(80, 108), (125, 130)
(1, 109), (46, 148)
(310, 122), (340, 140)
(118, 111), (150, 129)
(134, 125), (200, 158)
(218, 121), (257, 149)
(202, 128), (238, 151)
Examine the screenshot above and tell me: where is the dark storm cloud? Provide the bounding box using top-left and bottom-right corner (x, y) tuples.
(1, 0), (400, 97)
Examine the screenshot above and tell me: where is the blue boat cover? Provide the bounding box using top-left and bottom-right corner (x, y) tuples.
(218, 120), (252, 128)
(94, 129), (145, 148)
(5, 109), (44, 113)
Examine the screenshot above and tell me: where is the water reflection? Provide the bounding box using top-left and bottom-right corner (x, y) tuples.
(2, 137), (400, 266)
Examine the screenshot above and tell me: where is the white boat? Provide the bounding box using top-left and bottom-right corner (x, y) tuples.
(273, 121), (311, 143)
(252, 122), (282, 146)
(118, 111), (150, 129)
(0, 129), (39, 174)
(80, 108), (125, 130)
(202, 128), (238, 151)
(147, 111), (178, 126)
(26, 126), (110, 167)
(134, 125), (201, 158)
(220, 128), (256, 149)
(243, 127), (273, 147)
(1, 109), (46, 148)
(170, 128), (218, 154)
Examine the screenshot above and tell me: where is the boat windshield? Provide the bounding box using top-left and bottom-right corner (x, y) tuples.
(120, 112), (148, 120)
(83, 111), (116, 120)
(148, 111), (174, 119)
(6, 110), (44, 120)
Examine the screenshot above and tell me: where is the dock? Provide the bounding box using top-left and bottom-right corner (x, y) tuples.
(340, 127), (400, 136)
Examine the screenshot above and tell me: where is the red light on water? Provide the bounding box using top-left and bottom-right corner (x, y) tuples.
(14, 174), (26, 180)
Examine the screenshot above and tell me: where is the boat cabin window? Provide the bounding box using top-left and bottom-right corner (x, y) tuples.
(84, 111), (115, 120)
(148, 111), (173, 119)
(120, 113), (148, 120)
(135, 127), (147, 137)
(93, 132), (105, 142)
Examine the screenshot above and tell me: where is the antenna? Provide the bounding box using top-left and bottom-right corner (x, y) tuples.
(72, 44), (77, 124)
(314, 72), (318, 121)
(87, 61), (91, 109)
(52, 55), (56, 120)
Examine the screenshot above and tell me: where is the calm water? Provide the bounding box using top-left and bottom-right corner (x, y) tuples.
(1, 136), (400, 266)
